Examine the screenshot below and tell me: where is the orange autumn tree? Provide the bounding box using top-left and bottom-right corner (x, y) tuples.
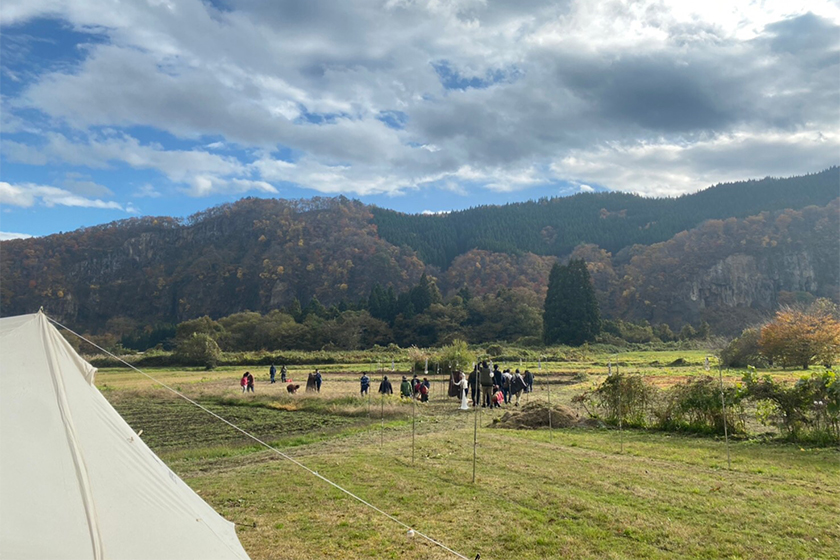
(759, 299), (840, 369)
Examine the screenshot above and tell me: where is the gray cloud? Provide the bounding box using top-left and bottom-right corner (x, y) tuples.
(2, 0), (838, 198)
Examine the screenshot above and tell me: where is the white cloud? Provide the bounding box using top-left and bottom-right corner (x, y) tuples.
(0, 231), (34, 240)
(134, 184), (163, 198)
(184, 176), (278, 197)
(551, 128), (840, 197)
(578, 184), (594, 193)
(0, 181), (124, 209)
(62, 173), (114, 197)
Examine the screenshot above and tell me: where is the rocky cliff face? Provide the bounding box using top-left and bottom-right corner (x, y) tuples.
(610, 202), (839, 333)
(0, 198), (426, 331)
(690, 254), (781, 310)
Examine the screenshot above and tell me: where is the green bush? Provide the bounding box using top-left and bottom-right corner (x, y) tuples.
(436, 339), (475, 373)
(655, 376), (745, 435)
(583, 373), (656, 427)
(740, 368), (839, 443)
(174, 332), (222, 369)
(720, 328), (767, 368)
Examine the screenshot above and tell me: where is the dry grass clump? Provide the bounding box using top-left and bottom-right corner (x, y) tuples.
(493, 401), (601, 429)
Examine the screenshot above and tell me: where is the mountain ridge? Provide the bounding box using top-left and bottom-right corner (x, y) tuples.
(1, 169), (838, 336)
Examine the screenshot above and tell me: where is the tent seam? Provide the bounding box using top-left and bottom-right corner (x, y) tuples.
(40, 313), (105, 560)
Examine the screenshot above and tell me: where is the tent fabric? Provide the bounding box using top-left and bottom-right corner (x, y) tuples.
(0, 312), (251, 560)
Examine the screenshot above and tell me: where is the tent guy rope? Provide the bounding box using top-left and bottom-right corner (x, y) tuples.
(48, 316), (471, 560)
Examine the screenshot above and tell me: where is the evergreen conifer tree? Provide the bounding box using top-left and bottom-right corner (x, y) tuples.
(287, 298), (303, 322)
(543, 259), (601, 345)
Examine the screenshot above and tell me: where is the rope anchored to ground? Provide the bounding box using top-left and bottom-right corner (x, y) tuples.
(49, 315), (473, 560)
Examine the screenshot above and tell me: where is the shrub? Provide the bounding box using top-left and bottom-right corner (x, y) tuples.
(759, 304), (840, 369)
(582, 373), (656, 427)
(655, 376), (745, 435)
(720, 328), (767, 368)
(174, 332), (222, 369)
(740, 368), (839, 443)
(436, 339), (475, 374)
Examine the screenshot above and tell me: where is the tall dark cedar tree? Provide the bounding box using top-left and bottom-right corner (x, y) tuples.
(543, 259), (601, 346)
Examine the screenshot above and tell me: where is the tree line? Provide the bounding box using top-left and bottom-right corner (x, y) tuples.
(373, 168), (840, 268)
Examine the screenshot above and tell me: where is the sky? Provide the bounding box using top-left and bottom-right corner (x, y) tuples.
(1, 0), (838, 240)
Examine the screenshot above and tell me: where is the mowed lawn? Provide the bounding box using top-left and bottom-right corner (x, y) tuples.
(97, 362), (839, 560)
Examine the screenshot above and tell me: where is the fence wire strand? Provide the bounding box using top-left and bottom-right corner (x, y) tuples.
(49, 316), (470, 560)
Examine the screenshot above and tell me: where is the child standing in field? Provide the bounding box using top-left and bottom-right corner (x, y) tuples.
(240, 373), (248, 393)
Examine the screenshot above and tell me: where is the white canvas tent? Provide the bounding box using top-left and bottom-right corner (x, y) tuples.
(0, 312), (251, 560)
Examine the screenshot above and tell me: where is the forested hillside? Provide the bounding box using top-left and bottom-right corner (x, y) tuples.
(1, 170), (837, 339)
(0, 198), (425, 331)
(372, 168), (840, 268)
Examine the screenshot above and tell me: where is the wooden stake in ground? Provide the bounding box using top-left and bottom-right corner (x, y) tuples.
(618, 375), (624, 454)
(412, 386), (416, 465)
(719, 363), (731, 470)
(472, 391), (479, 484)
(547, 373), (553, 442)
(380, 390), (385, 449)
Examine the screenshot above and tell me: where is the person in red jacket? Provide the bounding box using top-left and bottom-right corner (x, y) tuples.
(492, 385), (503, 408)
(418, 381), (429, 402)
(240, 373), (248, 393)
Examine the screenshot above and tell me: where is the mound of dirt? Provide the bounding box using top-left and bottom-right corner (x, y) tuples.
(493, 402), (601, 430)
(668, 357), (687, 366)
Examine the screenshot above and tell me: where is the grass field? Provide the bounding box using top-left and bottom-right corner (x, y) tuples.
(97, 357), (839, 560)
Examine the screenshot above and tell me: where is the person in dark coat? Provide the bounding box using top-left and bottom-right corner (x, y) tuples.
(468, 366), (478, 406)
(378, 375), (393, 395)
(524, 370), (534, 393)
(479, 361), (494, 407)
(510, 369), (527, 406)
(280, 365), (287, 383)
(448, 371), (461, 398)
(492, 364), (503, 392)
(314, 369), (322, 392)
(360, 373), (371, 396)
(269, 364), (276, 384)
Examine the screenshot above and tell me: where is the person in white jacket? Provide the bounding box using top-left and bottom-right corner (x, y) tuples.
(456, 371), (469, 410)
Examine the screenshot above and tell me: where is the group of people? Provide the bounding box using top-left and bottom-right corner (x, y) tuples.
(367, 373), (429, 402)
(454, 361), (534, 410)
(305, 369), (323, 392)
(240, 371), (255, 392)
(269, 364), (288, 384)
(240, 364), (304, 393)
(243, 362), (533, 411)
